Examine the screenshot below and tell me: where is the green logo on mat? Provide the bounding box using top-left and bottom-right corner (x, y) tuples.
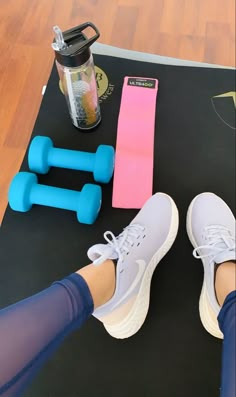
(211, 91), (236, 130)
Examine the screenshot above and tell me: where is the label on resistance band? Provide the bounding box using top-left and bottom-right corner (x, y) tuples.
(127, 78), (156, 89)
(112, 76), (159, 209)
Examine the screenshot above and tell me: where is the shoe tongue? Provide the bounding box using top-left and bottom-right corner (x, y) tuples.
(213, 236), (236, 264)
(87, 244), (118, 265)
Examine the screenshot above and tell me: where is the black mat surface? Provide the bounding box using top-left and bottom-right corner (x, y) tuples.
(0, 54), (235, 397)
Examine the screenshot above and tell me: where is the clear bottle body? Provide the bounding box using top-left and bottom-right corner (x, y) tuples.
(56, 55), (101, 130)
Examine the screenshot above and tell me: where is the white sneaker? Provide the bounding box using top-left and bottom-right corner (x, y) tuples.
(88, 193), (179, 339)
(187, 193), (236, 339)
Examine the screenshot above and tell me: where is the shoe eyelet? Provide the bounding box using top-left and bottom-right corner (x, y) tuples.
(137, 242), (140, 247)
(143, 235), (146, 239)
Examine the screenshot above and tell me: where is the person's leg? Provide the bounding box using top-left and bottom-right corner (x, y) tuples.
(215, 261), (236, 397)
(0, 192), (179, 396)
(0, 260), (115, 397)
(187, 193), (235, 397)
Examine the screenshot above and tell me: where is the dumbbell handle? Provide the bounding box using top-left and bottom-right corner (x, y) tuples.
(48, 148), (95, 172)
(30, 184), (79, 212)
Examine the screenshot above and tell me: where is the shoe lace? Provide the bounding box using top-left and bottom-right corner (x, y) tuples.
(193, 225), (235, 263)
(94, 224), (145, 265)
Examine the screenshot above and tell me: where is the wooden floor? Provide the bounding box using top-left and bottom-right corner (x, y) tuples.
(0, 0), (235, 224)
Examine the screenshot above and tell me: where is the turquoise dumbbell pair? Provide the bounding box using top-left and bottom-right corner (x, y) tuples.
(9, 136), (115, 224)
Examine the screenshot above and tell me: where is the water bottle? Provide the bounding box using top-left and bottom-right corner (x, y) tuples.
(52, 22), (101, 130)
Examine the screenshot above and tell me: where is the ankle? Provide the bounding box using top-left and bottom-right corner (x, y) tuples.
(77, 260), (116, 309)
(215, 261), (236, 307)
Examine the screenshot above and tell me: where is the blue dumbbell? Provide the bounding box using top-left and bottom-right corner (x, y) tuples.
(8, 172), (102, 225)
(28, 136), (115, 184)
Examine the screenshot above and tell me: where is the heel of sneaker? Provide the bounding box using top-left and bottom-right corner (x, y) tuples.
(104, 292), (151, 339)
(199, 282), (223, 339)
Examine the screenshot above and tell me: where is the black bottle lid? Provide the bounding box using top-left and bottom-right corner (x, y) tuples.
(52, 22), (100, 68)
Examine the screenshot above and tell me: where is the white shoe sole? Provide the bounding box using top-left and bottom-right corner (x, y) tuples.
(186, 195), (223, 339)
(103, 194), (179, 339)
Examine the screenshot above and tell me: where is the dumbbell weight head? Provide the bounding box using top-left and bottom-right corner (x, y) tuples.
(94, 145), (115, 183)
(28, 136), (53, 174)
(78, 184), (102, 224)
(8, 172), (37, 212)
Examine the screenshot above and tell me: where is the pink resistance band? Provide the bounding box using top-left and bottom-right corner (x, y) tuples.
(112, 77), (159, 209)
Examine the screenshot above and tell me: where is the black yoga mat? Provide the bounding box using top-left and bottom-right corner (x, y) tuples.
(0, 54), (235, 397)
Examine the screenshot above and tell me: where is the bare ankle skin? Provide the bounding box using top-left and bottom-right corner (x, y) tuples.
(215, 261), (236, 307)
(77, 260), (116, 309)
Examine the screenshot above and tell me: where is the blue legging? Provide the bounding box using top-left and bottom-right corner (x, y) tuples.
(0, 275), (235, 397)
(0, 274), (94, 397)
(218, 291), (236, 397)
